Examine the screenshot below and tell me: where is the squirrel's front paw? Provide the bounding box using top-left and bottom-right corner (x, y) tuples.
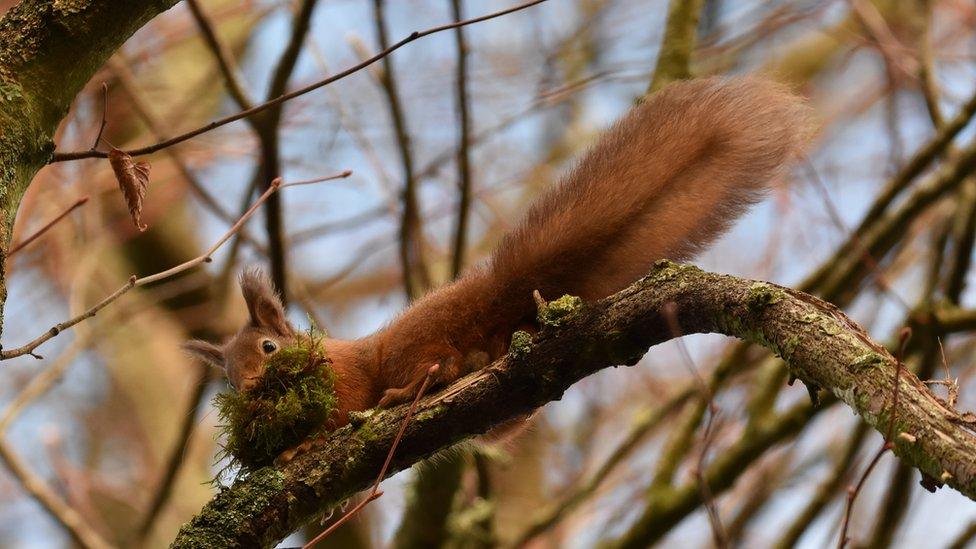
(274, 435), (326, 465)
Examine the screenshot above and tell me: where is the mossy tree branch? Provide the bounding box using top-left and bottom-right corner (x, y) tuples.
(0, 0), (181, 336)
(173, 261), (976, 548)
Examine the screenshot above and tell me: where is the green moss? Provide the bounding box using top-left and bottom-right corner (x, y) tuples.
(355, 421), (379, 444)
(214, 332), (336, 472)
(0, 82), (21, 103)
(172, 467), (284, 549)
(649, 259), (680, 281)
(413, 405), (446, 423)
(818, 317), (842, 336)
(537, 295), (582, 327)
(347, 408), (379, 427)
(648, 260), (701, 282)
(509, 330), (533, 358)
(782, 336), (800, 359)
(747, 282), (784, 311)
(850, 352), (886, 373)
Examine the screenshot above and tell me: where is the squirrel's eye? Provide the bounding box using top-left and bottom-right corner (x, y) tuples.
(261, 340), (277, 354)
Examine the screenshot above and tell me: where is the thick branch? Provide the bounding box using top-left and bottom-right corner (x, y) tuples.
(173, 262), (976, 548)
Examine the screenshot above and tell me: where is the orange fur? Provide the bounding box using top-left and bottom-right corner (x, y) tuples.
(187, 77), (813, 429)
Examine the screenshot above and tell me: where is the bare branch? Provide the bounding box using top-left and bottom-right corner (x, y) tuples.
(0, 440), (114, 549)
(134, 363), (214, 543)
(837, 327), (911, 549)
(449, 0), (474, 279)
(0, 325), (115, 548)
(49, 0), (550, 163)
(648, 0), (704, 92)
(372, 0), (429, 299)
(0, 172), (350, 361)
(8, 196), (89, 257)
(184, 0), (255, 111)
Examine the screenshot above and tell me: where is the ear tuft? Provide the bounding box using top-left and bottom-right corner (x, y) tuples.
(183, 339), (226, 369)
(239, 268), (294, 337)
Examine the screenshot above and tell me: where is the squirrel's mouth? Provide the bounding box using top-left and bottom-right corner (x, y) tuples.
(237, 376), (260, 392)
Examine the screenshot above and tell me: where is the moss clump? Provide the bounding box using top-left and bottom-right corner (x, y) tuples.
(347, 408), (378, 427)
(850, 352), (886, 373)
(509, 330), (533, 358)
(172, 467), (285, 549)
(214, 332), (336, 471)
(537, 295), (583, 327)
(747, 282), (784, 310)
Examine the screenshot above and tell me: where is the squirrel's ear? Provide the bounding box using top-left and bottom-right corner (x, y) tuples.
(239, 268), (294, 337)
(183, 340), (225, 370)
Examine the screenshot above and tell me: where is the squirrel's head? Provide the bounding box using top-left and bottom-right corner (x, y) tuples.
(184, 269), (296, 392)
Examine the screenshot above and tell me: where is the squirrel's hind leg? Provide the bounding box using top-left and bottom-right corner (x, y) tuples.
(378, 353), (465, 408)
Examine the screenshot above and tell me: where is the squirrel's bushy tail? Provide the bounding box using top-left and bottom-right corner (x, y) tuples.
(489, 76), (813, 304)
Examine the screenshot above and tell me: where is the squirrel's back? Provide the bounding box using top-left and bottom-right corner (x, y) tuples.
(378, 77), (813, 388)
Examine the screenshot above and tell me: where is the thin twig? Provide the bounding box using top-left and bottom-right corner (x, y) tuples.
(185, 0), (255, 111)
(8, 196), (89, 257)
(926, 337), (959, 408)
(915, 0), (943, 129)
(303, 363), (441, 549)
(798, 84), (976, 299)
(849, 87), (976, 238)
(0, 439), (114, 549)
(449, 0), (474, 279)
(773, 423), (870, 549)
(0, 328), (113, 548)
(836, 327), (911, 549)
(372, 0), (429, 299)
(89, 83), (108, 151)
(509, 386), (694, 547)
(307, 35), (400, 202)
(106, 55), (264, 250)
(214, 179), (262, 309)
(134, 363), (214, 543)
(944, 178), (976, 302)
(0, 172), (350, 361)
(254, 0), (321, 303)
(49, 0), (550, 163)
(847, 0), (918, 81)
(661, 302), (727, 548)
(802, 157), (910, 311)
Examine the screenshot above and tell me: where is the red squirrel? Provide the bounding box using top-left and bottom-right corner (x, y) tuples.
(185, 76), (813, 430)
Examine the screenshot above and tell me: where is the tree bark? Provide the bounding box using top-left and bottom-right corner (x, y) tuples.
(172, 261), (976, 548)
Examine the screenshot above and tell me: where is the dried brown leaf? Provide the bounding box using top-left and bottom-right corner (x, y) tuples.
(108, 147), (150, 231)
